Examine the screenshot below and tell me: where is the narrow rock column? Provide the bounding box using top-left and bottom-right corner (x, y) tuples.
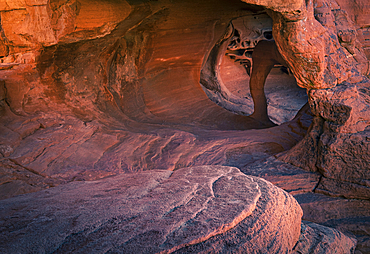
(241, 0), (370, 199)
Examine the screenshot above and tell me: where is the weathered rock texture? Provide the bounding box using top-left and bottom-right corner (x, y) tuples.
(0, 0), (369, 252)
(0, 0), (313, 197)
(0, 0), (131, 55)
(0, 166), (302, 253)
(199, 0), (370, 202)
(292, 221), (357, 254)
(237, 0), (370, 201)
(335, 0), (370, 60)
(200, 21), (307, 126)
(242, 0), (369, 88)
(295, 192), (370, 253)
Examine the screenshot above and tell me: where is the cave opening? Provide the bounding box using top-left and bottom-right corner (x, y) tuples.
(200, 12), (308, 126)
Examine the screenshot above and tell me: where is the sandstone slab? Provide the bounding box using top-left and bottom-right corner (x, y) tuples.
(316, 177), (370, 200)
(317, 129), (370, 190)
(240, 156), (321, 195)
(295, 192), (370, 253)
(0, 95), (311, 200)
(171, 172), (303, 253)
(0, 166), (303, 253)
(0, 158), (65, 200)
(292, 221), (357, 254)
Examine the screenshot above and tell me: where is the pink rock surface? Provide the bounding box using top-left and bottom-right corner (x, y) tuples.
(0, 0), (369, 252)
(240, 156), (321, 196)
(295, 192), (370, 253)
(0, 166), (302, 253)
(292, 221), (357, 254)
(173, 173), (303, 253)
(0, 158), (65, 200)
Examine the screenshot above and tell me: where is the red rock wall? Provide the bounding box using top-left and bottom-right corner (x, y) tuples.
(1, 0), (312, 190)
(0, 0), (265, 127)
(1, 1), (369, 252)
(335, 0), (370, 59)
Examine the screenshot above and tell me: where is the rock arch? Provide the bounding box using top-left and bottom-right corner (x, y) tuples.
(200, 13), (307, 125)
(242, 0), (370, 199)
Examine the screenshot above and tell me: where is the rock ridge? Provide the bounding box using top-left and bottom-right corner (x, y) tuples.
(0, 166), (303, 253)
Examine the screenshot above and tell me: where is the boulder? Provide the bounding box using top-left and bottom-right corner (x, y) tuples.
(0, 166), (302, 253)
(280, 93), (370, 200)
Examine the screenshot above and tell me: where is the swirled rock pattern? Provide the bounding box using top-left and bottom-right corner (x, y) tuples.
(0, 166), (302, 253)
(0, 0), (312, 199)
(0, 0), (369, 253)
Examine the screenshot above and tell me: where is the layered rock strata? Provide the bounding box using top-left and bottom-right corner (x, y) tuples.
(0, 0), (369, 253)
(296, 192), (370, 253)
(242, 156), (370, 253)
(292, 221), (357, 254)
(0, 0), (312, 199)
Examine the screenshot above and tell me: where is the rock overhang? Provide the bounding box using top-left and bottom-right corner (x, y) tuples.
(237, 0), (370, 200)
(0, 1), (368, 251)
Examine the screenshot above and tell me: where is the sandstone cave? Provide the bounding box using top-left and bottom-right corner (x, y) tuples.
(0, 0), (370, 253)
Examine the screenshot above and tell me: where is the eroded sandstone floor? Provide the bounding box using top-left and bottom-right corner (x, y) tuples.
(0, 0), (370, 253)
